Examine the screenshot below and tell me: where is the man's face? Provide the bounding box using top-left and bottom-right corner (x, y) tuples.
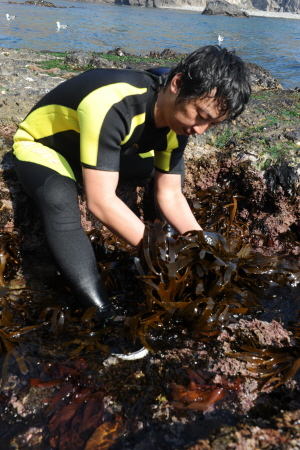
(168, 94), (227, 137)
(162, 74), (227, 136)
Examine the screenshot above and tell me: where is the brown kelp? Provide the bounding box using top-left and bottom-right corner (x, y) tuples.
(130, 220), (300, 348)
(125, 184), (300, 390)
(0, 229), (21, 287)
(1, 183), (300, 448)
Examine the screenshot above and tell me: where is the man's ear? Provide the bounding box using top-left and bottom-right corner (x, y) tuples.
(170, 73), (183, 95)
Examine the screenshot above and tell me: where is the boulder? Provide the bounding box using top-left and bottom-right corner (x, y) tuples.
(246, 62), (282, 91)
(202, 0), (250, 17)
(64, 52), (92, 70)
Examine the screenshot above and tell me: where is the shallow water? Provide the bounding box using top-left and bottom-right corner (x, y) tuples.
(0, 0), (300, 88)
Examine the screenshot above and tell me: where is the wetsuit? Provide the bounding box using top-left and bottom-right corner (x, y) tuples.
(13, 68), (188, 312)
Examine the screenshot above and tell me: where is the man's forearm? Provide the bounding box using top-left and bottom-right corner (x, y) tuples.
(89, 196), (145, 248)
(156, 191), (202, 234)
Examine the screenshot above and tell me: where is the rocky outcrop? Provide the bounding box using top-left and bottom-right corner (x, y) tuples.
(24, 0), (56, 6)
(202, 0), (250, 16)
(82, 0), (300, 13)
(13, 0), (300, 13)
(246, 62), (283, 91)
(251, 0), (300, 12)
(157, 0), (300, 11)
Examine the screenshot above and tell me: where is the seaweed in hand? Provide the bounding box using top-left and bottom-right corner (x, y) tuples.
(129, 219), (300, 350)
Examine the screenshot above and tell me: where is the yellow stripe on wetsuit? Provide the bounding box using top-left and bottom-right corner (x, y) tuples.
(121, 113), (145, 145)
(154, 130), (179, 172)
(13, 82), (147, 177)
(13, 140), (77, 180)
(78, 84), (147, 166)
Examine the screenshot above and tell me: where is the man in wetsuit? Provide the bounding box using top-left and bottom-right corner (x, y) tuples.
(13, 45), (251, 320)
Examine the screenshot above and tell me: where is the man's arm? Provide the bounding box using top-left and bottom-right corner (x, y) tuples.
(155, 171), (203, 234)
(83, 167), (145, 248)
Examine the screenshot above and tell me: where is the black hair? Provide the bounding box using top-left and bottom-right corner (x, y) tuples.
(164, 45), (251, 120)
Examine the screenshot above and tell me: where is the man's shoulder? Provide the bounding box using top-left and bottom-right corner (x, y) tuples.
(80, 67), (157, 88)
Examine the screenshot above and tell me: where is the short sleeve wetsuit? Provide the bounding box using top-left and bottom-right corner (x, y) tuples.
(13, 68), (188, 313)
(14, 68), (187, 180)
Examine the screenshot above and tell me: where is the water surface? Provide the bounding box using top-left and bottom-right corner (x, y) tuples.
(0, 1), (299, 88)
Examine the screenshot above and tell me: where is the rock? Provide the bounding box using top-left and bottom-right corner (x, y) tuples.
(246, 62), (282, 91)
(147, 48), (180, 59)
(202, 0), (250, 17)
(284, 129), (300, 145)
(107, 47), (129, 57)
(24, 0), (56, 6)
(88, 56), (116, 69)
(64, 52), (92, 70)
(251, 0), (300, 13)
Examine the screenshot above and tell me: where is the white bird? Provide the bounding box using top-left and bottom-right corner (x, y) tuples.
(6, 14), (16, 20)
(56, 21), (67, 29)
(218, 35), (224, 43)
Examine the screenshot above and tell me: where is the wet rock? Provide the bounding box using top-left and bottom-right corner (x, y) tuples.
(88, 56), (116, 69)
(64, 51), (93, 70)
(107, 47), (129, 57)
(148, 48), (180, 59)
(265, 162), (300, 197)
(202, 0), (250, 18)
(64, 51), (124, 70)
(25, 0), (56, 6)
(246, 61), (282, 91)
(284, 129), (300, 144)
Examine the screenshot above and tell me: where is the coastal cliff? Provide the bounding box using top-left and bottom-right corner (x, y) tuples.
(91, 0), (300, 14)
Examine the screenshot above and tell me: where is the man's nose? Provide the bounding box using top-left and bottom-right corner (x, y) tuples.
(192, 123), (211, 135)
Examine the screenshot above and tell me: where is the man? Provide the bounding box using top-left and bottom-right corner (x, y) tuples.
(13, 45), (251, 320)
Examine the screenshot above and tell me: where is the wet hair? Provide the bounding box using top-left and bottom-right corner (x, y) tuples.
(164, 45), (251, 120)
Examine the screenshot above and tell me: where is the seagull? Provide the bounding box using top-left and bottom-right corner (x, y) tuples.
(56, 21), (67, 29)
(6, 14), (16, 20)
(218, 35), (224, 43)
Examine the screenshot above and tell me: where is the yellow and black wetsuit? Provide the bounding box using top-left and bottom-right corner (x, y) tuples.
(13, 68), (187, 313)
(14, 68), (187, 180)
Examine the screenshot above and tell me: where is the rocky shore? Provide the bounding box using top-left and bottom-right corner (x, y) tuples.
(1, 48), (300, 450)
(159, 4), (300, 19)
(1, 47), (299, 256)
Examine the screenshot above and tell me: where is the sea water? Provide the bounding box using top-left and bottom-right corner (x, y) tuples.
(0, 0), (299, 88)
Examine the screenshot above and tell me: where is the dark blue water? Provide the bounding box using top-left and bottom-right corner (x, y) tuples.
(1, 0), (300, 88)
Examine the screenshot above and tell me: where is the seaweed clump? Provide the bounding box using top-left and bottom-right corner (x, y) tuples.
(129, 182), (300, 345)
(0, 184), (300, 447)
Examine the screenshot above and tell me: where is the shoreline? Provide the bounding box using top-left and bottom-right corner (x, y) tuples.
(158, 5), (300, 20)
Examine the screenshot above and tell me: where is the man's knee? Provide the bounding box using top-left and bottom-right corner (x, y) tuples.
(42, 175), (81, 231)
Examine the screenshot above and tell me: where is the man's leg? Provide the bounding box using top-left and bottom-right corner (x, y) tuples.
(14, 158), (115, 314)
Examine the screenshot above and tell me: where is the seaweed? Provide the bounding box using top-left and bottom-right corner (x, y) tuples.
(128, 219), (300, 350)
(170, 368), (241, 411)
(32, 360), (125, 450)
(1, 184), (300, 447)
(0, 229), (21, 286)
